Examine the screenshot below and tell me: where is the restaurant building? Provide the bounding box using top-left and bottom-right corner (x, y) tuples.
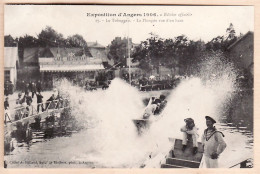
(38, 46), (105, 86)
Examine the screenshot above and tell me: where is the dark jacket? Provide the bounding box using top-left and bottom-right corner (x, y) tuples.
(47, 96), (54, 102)
(36, 82), (42, 91)
(32, 84), (37, 92)
(4, 101), (9, 110)
(36, 94), (43, 103)
(25, 86), (30, 93)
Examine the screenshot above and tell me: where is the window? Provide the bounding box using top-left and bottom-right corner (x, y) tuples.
(85, 71), (95, 79)
(5, 70), (10, 81)
(4, 70), (10, 82)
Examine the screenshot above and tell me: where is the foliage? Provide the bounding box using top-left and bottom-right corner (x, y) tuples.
(18, 35), (39, 48)
(67, 34), (87, 47)
(5, 26), (88, 48)
(131, 23), (239, 74)
(4, 24), (242, 76)
(132, 33), (206, 74)
(38, 26), (66, 47)
(107, 37), (130, 66)
(4, 35), (18, 47)
(206, 23), (238, 51)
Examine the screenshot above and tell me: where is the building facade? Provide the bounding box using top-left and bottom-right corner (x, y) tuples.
(4, 47), (19, 87)
(227, 31), (254, 89)
(19, 45), (110, 88)
(228, 31), (254, 75)
(38, 47), (105, 87)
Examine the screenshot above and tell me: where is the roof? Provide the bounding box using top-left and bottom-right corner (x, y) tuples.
(39, 47), (54, 57)
(24, 47), (92, 63)
(87, 42), (105, 48)
(4, 47), (18, 68)
(23, 47), (41, 63)
(88, 47), (109, 62)
(39, 64), (105, 72)
(47, 47), (92, 58)
(227, 31), (253, 50)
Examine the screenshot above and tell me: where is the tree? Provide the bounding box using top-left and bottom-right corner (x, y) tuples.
(131, 41), (151, 72)
(171, 35), (189, 69)
(132, 34), (184, 73)
(4, 35), (17, 47)
(107, 37), (130, 66)
(206, 36), (224, 51)
(132, 34), (209, 75)
(66, 34), (87, 47)
(147, 33), (165, 72)
(225, 23), (236, 41)
(18, 34), (39, 47)
(37, 26), (65, 47)
(132, 33), (168, 73)
(206, 23), (237, 51)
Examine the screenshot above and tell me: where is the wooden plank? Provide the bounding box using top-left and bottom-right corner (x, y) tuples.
(229, 158), (253, 168)
(174, 139), (204, 153)
(161, 138), (203, 168)
(161, 164), (185, 168)
(171, 139), (203, 162)
(132, 119), (148, 123)
(5, 108), (65, 133)
(166, 158), (200, 168)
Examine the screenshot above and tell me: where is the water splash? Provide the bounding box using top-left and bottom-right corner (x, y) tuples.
(50, 54), (252, 168)
(55, 78), (155, 167)
(143, 54), (252, 167)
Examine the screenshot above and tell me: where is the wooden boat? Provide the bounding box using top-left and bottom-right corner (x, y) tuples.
(133, 119), (252, 168)
(132, 119), (203, 168)
(161, 138), (203, 168)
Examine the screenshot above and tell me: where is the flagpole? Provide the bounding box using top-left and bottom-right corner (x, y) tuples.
(127, 20), (131, 85)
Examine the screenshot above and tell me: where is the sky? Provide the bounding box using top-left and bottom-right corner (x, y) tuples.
(4, 5), (254, 46)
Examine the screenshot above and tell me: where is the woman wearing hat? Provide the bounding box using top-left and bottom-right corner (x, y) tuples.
(201, 116), (227, 168)
(180, 118), (199, 154)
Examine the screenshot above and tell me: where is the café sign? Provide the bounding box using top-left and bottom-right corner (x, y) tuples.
(54, 52), (87, 61)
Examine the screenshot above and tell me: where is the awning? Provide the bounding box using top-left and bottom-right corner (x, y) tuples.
(40, 64), (105, 72)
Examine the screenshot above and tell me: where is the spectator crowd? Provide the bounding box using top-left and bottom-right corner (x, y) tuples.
(4, 79), (67, 124)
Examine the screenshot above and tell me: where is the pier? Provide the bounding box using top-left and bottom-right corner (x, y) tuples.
(4, 98), (71, 152)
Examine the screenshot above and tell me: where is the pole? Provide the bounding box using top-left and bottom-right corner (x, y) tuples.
(127, 21), (131, 84)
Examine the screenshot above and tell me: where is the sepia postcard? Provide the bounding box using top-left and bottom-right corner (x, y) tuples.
(1, 3), (258, 173)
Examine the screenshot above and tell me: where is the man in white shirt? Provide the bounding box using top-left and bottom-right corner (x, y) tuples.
(180, 118), (199, 154)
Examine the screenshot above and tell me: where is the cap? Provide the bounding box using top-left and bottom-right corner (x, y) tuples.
(205, 116), (216, 124)
(159, 95), (166, 100)
(154, 99), (161, 104)
(184, 118), (194, 123)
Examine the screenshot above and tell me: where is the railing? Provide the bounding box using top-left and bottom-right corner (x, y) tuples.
(229, 158), (253, 168)
(4, 98), (70, 125)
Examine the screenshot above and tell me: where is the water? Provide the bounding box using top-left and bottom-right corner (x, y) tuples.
(5, 58), (253, 168)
